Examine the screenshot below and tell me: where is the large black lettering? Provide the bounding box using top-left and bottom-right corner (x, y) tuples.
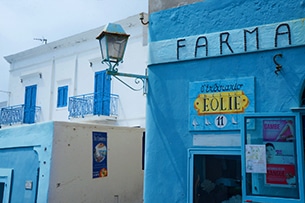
(177, 38), (186, 60)
(244, 27), (259, 52)
(195, 36), (208, 57)
(220, 32), (234, 55)
(275, 23), (291, 47)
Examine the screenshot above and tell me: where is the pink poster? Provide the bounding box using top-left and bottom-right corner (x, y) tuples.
(263, 120), (294, 142)
(263, 120), (296, 186)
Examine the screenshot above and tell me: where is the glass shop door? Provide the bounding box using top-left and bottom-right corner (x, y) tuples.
(241, 114), (304, 203)
(189, 148), (242, 203)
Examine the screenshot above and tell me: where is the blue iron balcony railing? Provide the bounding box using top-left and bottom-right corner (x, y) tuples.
(0, 104), (41, 127)
(68, 93), (119, 119)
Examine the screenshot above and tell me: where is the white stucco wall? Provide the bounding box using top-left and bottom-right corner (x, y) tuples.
(4, 14), (147, 128)
(48, 121), (144, 203)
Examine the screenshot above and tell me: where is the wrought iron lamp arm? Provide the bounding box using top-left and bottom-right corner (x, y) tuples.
(107, 70), (148, 94)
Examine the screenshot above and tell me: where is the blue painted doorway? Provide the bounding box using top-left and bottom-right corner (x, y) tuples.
(0, 148), (39, 203)
(24, 85), (37, 124)
(93, 70), (111, 116)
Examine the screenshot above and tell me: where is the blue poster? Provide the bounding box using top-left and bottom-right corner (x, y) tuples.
(92, 131), (108, 179)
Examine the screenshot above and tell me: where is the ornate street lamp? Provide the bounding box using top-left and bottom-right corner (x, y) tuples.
(96, 23), (148, 94)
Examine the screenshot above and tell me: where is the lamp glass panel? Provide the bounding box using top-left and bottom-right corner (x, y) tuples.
(99, 36), (108, 61)
(107, 34), (128, 62)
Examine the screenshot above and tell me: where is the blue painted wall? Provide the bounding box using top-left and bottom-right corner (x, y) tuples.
(0, 122), (54, 202)
(149, 1), (305, 42)
(145, 0), (305, 202)
(0, 148), (39, 203)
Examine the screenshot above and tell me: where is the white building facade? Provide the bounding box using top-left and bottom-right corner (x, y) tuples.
(1, 14), (147, 128)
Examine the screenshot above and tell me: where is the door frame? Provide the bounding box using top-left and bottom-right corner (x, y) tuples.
(0, 168), (13, 203)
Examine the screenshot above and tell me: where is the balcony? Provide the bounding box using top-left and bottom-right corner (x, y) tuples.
(0, 104), (41, 127)
(68, 93), (119, 119)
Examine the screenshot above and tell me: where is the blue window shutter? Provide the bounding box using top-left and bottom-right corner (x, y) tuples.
(57, 86), (68, 107)
(57, 88), (62, 107)
(103, 71), (111, 115)
(24, 85), (37, 124)
(94, 71), (103, 115)
(63, 86), (68, 106)
(94, 70), (111, 116)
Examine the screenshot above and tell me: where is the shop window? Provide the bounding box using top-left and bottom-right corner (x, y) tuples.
(244, 116), (299, 199)
(57, 85), (68, 108)
(193, 154), (242, 203)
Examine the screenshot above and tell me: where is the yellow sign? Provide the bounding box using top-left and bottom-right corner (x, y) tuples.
(194, 91), (249, 115)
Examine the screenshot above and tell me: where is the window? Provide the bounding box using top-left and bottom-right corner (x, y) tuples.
(244, 116), (299, 199)
(57, 85), (68, 107)
(189, 148), (241, 203)
(193, 154), (242, 203)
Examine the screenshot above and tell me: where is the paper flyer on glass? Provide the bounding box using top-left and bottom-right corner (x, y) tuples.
(263, 120), (296, 186)
(246, 144), (267, 173)
(92, 131), (108, 179)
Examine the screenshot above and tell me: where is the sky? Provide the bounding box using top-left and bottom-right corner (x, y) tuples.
(0, 0), (148, 102)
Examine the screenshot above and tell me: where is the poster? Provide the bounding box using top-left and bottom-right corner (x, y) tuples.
(246, 144), (266, 173)
(263, 120), (294, 142)
(266, 164), (296, 185)
(92, 131), (108, 179)
(263, 120), (296, 186)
